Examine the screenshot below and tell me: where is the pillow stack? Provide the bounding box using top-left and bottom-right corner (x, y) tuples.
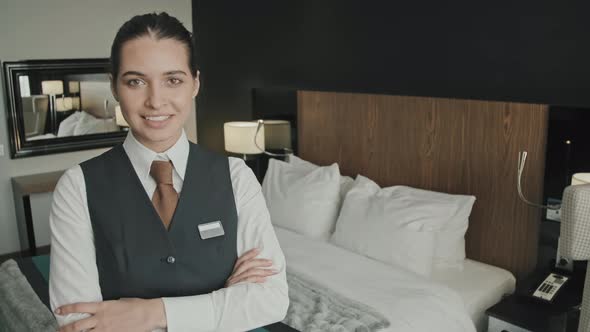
(262, 155), (475, 277)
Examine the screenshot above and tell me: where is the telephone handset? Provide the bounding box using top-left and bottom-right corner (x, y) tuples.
(531, 273), (569, 302)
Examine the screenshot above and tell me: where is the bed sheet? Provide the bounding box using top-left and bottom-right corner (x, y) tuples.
(432, 259), (515, 331)
(275, 227), (477, 332)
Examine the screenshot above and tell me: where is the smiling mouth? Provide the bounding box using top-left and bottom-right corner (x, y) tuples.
(142, 115), (172, 122)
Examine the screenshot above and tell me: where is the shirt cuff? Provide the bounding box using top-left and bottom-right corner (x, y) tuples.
(162, 294), (215, 332)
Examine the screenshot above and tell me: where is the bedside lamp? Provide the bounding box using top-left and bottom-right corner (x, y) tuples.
(41, 80), (64, 134)
(224, 120), (293, 156)
(224, 121), (265, 160)
(559, 177), (590, 332)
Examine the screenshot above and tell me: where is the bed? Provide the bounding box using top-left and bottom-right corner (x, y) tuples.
(257, 90), (548, 331)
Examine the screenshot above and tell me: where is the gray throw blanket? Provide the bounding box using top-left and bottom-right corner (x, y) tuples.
(0, 259), (58, 332)
(283, 270), (390, 332)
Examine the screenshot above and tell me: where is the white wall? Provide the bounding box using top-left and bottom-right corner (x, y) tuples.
(0, 0), (194, 255)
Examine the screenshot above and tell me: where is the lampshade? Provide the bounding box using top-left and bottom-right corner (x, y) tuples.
(561, 172), (590, 331)
(68, 81), (80, 94)
(41, 80), (64, 95)
(572, 173), (590, 185)
(115, 105), (129, 127)
(224, 122), (265, 154)
(55, 97), (73, 111)
(263, 120), (292, 150)
(560, 182), (590, 331)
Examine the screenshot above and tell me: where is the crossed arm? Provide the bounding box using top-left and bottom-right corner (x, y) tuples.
(49, 162), (289, 332)
(54, 249), (280, 332)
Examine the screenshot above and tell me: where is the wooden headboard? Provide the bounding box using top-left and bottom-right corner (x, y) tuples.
(297, 90), (548, 279)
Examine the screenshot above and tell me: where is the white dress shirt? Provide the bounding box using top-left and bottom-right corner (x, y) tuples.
(49, 130), (289, 332)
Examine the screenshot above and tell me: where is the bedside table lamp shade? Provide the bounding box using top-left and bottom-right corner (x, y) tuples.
(572, 173), (590, 186)
(224, 122), (265, 155)
(41, 80), (63, 95)
(559, 179), (590, 332)
(560, 184), (590, 259)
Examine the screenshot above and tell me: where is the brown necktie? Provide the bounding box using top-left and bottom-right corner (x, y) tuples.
(150, 160), (178, 230)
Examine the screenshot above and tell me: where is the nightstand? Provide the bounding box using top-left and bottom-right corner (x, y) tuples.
(486, 269), (583, 332)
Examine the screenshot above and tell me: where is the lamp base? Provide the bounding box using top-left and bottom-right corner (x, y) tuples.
(556, 237), (575, 272)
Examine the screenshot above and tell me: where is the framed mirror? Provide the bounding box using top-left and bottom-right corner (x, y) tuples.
(3, 58), (127, 158)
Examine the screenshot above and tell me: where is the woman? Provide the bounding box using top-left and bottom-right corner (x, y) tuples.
(49, 12), (288, 332)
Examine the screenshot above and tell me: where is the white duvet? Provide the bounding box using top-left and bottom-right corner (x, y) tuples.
(276, 227), (476, 332)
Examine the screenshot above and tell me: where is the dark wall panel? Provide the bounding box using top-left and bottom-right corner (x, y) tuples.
(193, 1), (590, 152)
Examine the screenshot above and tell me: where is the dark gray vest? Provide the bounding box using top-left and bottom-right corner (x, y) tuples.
(80, 143), (238, 300)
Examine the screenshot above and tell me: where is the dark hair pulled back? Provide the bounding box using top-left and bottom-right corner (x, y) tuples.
(110, 12), (197, 82)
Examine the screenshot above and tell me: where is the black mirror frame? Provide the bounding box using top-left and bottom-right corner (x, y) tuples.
(2, 58), (126, 159)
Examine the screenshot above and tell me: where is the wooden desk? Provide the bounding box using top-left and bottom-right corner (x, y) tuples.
(11, 170), (64, 256)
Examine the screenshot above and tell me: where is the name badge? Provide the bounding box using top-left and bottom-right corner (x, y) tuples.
(198, 220), (225, 240)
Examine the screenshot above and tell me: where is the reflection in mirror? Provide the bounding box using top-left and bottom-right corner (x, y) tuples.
(23, 74), (121, 141)
(3, 59), (127, 158)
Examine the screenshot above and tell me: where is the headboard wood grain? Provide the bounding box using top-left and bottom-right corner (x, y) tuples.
(297, 90), (548, 279)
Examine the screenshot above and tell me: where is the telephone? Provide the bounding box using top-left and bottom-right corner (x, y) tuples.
(531, 273), (569, 302)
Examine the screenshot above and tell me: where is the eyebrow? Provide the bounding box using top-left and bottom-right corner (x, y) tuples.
(120, 70), (188, 77)
(163, 70), (188, 76)
(121, 71), (145, 77)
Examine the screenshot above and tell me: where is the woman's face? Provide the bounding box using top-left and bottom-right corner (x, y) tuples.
(112, 36), (199, 152)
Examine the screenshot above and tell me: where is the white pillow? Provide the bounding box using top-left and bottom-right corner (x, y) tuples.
(262, 158), (341, 239)
(73, 111), (118, 136)
(288, 155), (354, 201)
(391, 184), (475, 269)
(57, 111), (81, 137)
(330, 175), (473, 276)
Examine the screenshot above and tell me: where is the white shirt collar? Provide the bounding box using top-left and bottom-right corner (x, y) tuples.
(122, 129), (189, 183)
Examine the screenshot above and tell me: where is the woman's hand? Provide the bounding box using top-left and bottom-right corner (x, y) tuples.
(55, 298), (166, 332)
(225, 248), (278, 287)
